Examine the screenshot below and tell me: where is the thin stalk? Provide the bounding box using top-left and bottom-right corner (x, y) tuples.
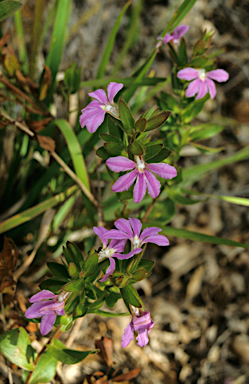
(14, 10), (29, 74)
(29, 0), (44, 80)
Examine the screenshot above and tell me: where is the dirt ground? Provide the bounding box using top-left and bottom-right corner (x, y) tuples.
(1, 0), (249, 383)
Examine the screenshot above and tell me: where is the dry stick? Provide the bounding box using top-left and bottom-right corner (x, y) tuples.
(0, 109), (99, 208)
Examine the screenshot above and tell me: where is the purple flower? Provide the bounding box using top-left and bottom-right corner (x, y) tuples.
(177, 67), (229, 100)
(25, 290), (68, 335)
(79, 82), (123, 133)
(105, 218), (169, 248)
(121, 308), (155, 348)
(93, 227), (142, 282)
(106, 155), (177, 204)
(156, 25), (189, 50)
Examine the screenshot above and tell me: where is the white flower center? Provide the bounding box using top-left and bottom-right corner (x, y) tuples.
(133, 235), (141, 249)
(102, 104), (119, 117)
(98, 247), (115, 261)
(198, 69), (207, 81)
(135, 156), (146, 173)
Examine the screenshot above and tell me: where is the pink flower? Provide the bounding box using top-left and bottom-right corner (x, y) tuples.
(106, 155), (177, 204)
(177, 67), (229, 100)
(121, 308), (155, 348)
(156, 25), (189, 50)
(93, 227), (142, 282)
(79, 82), (123, 133)
(104, 218), (170, 248)
(25, 290), (68, 335)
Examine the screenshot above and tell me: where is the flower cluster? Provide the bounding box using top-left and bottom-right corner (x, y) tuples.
(79, 82), (123, 133)
(106, 155), (177, 204)
(25, 290), (69, 335)
(177, 67), (229, 100)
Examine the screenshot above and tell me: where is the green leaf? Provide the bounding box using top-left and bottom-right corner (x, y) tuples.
(144, 143), (163, 161)
(96, 1), (131, 79)
(68, 263), (80, 278)
(145, 111), (171, 132)
(142, 105), (159, 119)
(63, 246), (74, 265)
(100, 133), (124, 145)
(64, 63), (81, 94)
(135, 118), (147, 132)
(160, 92), (179, 112)
(85, 252), (99, 277)
(67, 242), (85, 268)
(132, 268), (148, 282)
(91, 310), (129, 317)
(137, 259), (154, 274)
(147, 147), (171, 163)
(108, 117), (121, 139)
(0, 328), (35, 370)
(119, 98), (135, 136)
(0, 185), (77, 235)
(44, 0), (71, 103)
(128, 140), (144, 156)
(120, 284), (142, 308)
(104, 141), (124, 155)
(47, 339), (98, 364)
(80, 77), (165, 89)
(0, 1), (22, 22)
(39, 278), (65, 293)
(87, 299), (105, 312)
(159, 226), (249, 249)
(55, 119), (90, 191)
(189, 124), (224, 141)
(177, 38), (188, 66)
(96, 146), (112, 160)
(181, 98), (207, 123)
(63, 279), (85, 293)
(105, 291), (121, 308)
(28, 351), (57, 384)
(47, 262), (70, 280)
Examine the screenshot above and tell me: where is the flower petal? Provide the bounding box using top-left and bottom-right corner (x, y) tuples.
(185, 78), (201, 97)
(115, 248), (142, 260)
(39, 300), (65, 314)
(207, 69), (229, 82)
(29, 290), (56, 303)
(129, 218), (142, 237)
(140, 227), (161, 241)
(115, 218), (133, 237)
(93, 226), (109, 247)
(111, 170), (138, 193)
(99, 257), (116, 282)
(136, 329), (149, 347)
(162, 33), (172, 44)
(177, 68), (199, 81)
(121, 322), (134, 348)
(25, 302), (45, 318)
(104, 229), (130, 240)
(107, 82), (123, 104)
(88, 89), (108, 105)
(172, 25), (189, 40)
(110, 239), (126, 252)
(144, 170), (160, 199)
(196, 80), (208, 100)
(142, 234), (169, 246)
(85, 109), (106, 133)
(133, 173), (146, 204)
(106, 156), (135, 172)
(147, 163), (177, 180)
(40, 313), (57, 335)
(206, 78), (216, 99)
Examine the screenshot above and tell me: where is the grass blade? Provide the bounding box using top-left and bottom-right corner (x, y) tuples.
(161, 0), (197, 36)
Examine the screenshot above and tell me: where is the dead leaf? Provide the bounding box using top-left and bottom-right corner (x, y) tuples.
(2, 45), (21, 77)
(95, 337), (113, 367)
(28, 117), (52, 133)
(37, 135), (55, 152)
(0, 30), (11, 49)
(113, 367), (141, 382)
(0, 236), (18, 293)
(39, 65), (52, 101)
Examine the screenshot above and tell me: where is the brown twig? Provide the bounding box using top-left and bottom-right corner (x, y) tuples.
(0, 109), (99, 208)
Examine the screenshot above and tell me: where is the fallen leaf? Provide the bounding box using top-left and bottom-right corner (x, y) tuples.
(95, 337), (113, 367)
(37, 135), (55, 152)
(0, 236), (18, 293)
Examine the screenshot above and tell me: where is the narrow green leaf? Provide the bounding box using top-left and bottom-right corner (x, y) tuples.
(119, 98), (135, 136)
(161, 0), (197, 37)
(189, 124), (224, 141)
(44, 0), (71, 103)
(55, 119), (90, 191)
(0, 1), (22, 22)
(96, 1), (131, 79)
(47, 339), (98, 364)
(145, 111), (171, 132)
(144, 143), (163, 161)
(28, 351), (57, 384)
(80, 77), (165, 88)
(159, 226), (249, 249)
(0, 185), (77, 235)
(91, 310), (129, 317)
(0, 328), (35, 370)
(120, 284), (142, 308)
